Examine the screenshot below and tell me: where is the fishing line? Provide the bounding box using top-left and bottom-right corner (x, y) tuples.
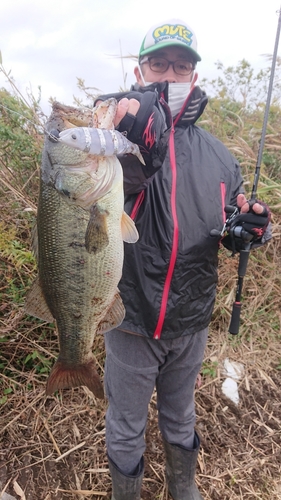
(0, 102), (60, 142)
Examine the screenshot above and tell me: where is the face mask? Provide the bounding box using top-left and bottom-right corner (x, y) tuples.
(168, 82), (192, 117)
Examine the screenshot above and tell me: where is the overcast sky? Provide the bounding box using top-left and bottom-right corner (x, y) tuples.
(0, 0), (280, 115)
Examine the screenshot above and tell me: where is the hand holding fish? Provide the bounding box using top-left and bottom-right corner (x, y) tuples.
(95, 97), (141, 126)
(94, 91), (170, 169)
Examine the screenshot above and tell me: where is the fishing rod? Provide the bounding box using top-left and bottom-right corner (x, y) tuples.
(227, 6), (281, 335)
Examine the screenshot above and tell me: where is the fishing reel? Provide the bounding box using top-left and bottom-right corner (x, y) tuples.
(211, 205), (254, 252)
(211, 205), (254, 336)
(221, 205), (254, 254)
(210, 4), (279, 336)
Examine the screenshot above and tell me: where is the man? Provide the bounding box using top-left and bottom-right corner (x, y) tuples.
(97, 18), (271, 500)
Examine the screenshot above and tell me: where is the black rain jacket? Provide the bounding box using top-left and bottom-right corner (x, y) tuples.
(99, 85), (244, 340)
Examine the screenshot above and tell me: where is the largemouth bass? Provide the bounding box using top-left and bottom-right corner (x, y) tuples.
(25, 99), (139, 399)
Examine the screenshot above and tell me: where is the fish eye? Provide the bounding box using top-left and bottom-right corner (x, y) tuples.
(71, 134), (77, 140)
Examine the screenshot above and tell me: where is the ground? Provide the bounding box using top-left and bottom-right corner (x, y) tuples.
(1, 228), (281, 500)
(0, 320), (281, 500)
(1, 85), (281, 500)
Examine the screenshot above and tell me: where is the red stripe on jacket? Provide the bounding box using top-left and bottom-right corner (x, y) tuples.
(220, 182), (226, 223)
(130, 190), (145, 221)
(153, 126), (179, 339)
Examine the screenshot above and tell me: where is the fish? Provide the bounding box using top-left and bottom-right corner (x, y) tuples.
(25, 99), (139, 399)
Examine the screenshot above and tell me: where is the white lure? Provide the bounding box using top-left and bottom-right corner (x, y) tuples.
(59, 127), (145, 165)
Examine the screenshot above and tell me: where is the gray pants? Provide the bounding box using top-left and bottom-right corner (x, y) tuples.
(104, 328), (208, 475)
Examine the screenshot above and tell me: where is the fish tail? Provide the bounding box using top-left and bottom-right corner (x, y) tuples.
(46, 359), (104, 399)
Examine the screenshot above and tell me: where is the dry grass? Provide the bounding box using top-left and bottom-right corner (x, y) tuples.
(0, 211), (280, 500)
(1, 97), (281, 499)
(0, 319), (281, 499)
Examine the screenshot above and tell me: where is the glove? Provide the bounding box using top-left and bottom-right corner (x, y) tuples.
(95, 90), (171, 169)
(222, 200), (271, 253)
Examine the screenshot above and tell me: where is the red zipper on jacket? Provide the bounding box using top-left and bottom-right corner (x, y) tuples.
(220, 182), (226, 223)
(130, 190), (145, 221)
(153, 125), (178, 339)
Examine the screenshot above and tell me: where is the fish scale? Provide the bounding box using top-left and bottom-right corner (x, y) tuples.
(25, 99), (139, 399)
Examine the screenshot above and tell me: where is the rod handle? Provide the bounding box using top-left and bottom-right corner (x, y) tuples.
(238, 247), (251, 276)
(228, 302), (241, 335)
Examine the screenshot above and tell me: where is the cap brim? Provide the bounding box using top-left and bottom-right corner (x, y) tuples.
(139, 41), (201, 62)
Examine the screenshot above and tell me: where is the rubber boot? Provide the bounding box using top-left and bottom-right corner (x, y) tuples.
(163, 432), (203, 500)
(108, 455), (144, 500)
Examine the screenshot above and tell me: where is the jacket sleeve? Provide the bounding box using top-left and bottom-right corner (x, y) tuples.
(95, 90), (171, 195)
(119, 126), (170, 195)
(228, 160), (245, 207)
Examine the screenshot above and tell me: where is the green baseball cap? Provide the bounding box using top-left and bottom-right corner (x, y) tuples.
(139, 18), (201, 62)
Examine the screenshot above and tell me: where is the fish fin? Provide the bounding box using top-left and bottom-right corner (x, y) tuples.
(136, 150), (146, 165)
(97, 292), (125, 334)
(121, 212), (139, 243)
(46, 358), (104, 399)
(85, 204), (109, 253)
(25, 276), (55, 323)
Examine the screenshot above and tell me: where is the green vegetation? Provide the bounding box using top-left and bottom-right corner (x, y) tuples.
(201, 360), (218, 378)
(1, 56), (281, 376)
(200, 58), (281, 192)
(0, 55), (280, 500)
